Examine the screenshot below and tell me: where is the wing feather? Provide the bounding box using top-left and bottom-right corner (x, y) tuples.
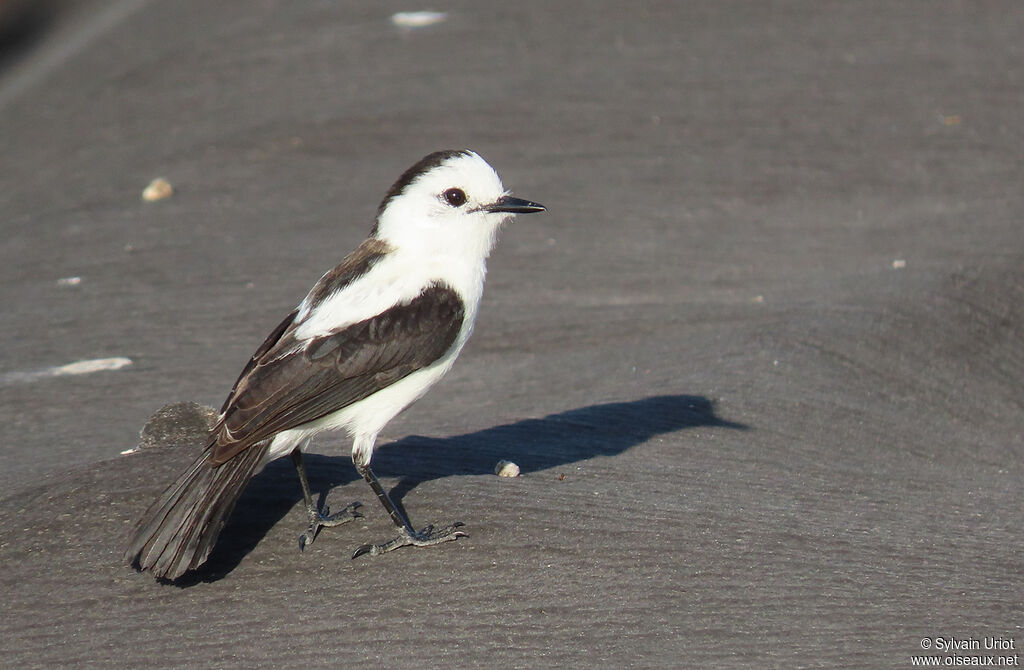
(208, 282), (464, 465)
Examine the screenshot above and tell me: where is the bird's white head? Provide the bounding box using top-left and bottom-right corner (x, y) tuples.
(372, 150), (545, 262)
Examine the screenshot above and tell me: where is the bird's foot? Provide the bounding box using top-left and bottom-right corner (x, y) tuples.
(298, 501), (363, 551)
(351, 522), (467, 559)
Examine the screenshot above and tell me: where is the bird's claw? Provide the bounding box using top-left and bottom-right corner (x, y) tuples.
(298, 501), (363, 552)
(352, 522), (467, 559)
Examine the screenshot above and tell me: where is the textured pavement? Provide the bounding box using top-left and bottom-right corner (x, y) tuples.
(1, 2), (1022, 667)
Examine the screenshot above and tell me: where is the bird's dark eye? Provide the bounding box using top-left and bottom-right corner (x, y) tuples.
(442, 188), (467, 207)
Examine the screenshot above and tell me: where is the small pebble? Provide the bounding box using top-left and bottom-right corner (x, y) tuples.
(494, 460), (520, 478)
(142, 177), (173, 202)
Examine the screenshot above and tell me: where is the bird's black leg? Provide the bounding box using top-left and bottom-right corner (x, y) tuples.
(351, 463), (466, 558)
(291, 449), (362, 551)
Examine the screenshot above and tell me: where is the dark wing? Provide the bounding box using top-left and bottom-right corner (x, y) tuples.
(213, 235), (394, 417)
(208, 282), (465, 465)
(218, 308), (299, 415)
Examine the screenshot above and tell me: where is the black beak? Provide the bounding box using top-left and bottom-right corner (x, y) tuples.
(484, 195), (546, 214)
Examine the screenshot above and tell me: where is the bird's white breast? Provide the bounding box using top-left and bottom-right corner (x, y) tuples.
(262, 246), (488, 466)
(294, 246), (486, 342)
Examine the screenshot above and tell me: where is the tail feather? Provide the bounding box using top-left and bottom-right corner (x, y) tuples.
(124, 442), (269, 580)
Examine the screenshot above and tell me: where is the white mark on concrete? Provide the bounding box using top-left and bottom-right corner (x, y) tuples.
(391, 11), (447, 28)
(0, 357), (133, 385)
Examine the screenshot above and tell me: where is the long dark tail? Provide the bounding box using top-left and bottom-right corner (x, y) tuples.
(124, 442), (269, 580)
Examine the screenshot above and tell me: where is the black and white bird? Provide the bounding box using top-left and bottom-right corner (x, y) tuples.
(124, 150), (545, 580)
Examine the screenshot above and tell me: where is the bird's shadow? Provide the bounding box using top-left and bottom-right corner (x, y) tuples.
(177, 394), (746, 584)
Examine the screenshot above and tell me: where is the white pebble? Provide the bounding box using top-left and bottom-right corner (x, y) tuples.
(494, 460), (520, 478)
(142, 177), (173, 202)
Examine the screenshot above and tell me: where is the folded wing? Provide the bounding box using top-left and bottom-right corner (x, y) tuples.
(208, 282), (465, 465)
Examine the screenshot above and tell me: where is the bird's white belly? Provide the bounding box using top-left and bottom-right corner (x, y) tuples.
(262, 352), (459, 466)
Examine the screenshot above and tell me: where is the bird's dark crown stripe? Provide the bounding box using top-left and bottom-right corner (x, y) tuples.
(372, 149), (471, 230)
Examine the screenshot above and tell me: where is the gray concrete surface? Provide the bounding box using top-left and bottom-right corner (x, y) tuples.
(1, 2), (1021, 667)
